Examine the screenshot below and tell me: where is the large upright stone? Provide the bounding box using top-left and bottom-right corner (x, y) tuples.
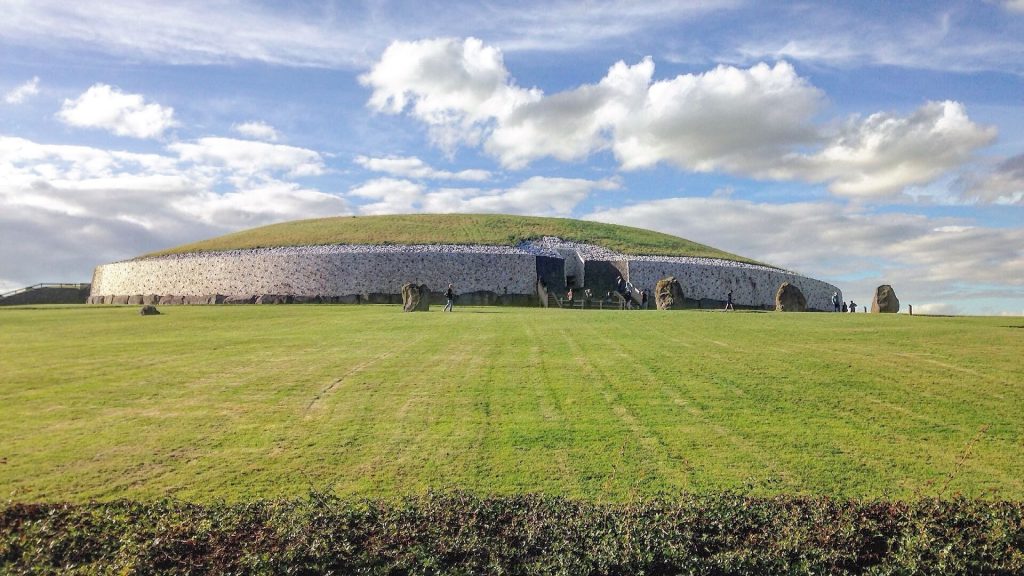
(401, 283), (430, 312)
(655, 277), (684, 310)
(775, 282), (807, 312)
(537, 279), (549, 308)
(872, 285), (900, 313)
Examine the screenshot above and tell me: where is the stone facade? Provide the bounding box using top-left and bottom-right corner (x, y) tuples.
(625, 260), (839, 311)
(89, 241), (840, 310)
(92, 247), (536, 301)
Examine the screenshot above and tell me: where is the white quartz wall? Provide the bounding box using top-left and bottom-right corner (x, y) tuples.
(90, 243), (842, 310)
(625, 260), (840, 310)
(91, 250), (538, 297)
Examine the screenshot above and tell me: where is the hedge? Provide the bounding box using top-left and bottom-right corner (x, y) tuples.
(2, 492), (1022, 575)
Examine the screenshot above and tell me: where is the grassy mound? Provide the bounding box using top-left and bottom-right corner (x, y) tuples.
(145, 213), (759, 263)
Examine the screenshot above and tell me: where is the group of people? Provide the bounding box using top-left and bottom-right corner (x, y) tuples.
(832, 292), (858, 313)
(566, 276), (650, 309)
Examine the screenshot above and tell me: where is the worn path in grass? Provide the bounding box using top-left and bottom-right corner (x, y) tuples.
(1, 305), (1021, 502)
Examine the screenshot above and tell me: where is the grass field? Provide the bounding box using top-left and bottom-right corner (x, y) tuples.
(1, 305), (1021, 503)
(147, 213), (761, 263)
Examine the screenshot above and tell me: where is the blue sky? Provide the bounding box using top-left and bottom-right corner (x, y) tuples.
(1, 0), (1022, 315)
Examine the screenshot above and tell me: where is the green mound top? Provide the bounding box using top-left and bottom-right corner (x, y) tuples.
(147, 213), (760, 264)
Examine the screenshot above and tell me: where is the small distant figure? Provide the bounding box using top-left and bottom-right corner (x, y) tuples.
(640, 289), (649, 310)
(444, 283), (455, 312)
(841, 301), (848, 313)
(848, 300), (856, 313)
(567, 287), (574, 307)
(832, 291), (841, 312)
(908, 304), (913, 315)
(615, 276), (626, 295)
(724, 290), (734, 311)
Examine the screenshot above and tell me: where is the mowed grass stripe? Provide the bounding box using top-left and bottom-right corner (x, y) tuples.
(0, 305), (1021, 502)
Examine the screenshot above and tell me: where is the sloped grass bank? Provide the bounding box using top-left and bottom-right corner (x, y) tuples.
(148, 213), (758, 263)
(3, 492), (1022, 575)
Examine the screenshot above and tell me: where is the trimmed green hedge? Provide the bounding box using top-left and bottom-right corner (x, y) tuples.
(3, 492), (1022, 575)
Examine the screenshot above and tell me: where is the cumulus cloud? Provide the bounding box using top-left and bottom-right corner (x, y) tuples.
(958, 153), (1024, 205)
(584, 196), (1024, 314)
(355, 155), (490, 181)
(168, 137), (325, 179)
(4, 77), (40, 104)
(348, 175), (618, 216)
(0, 134), (347, 286)
(232, 121), (279, 142)
(610, 61), (823, 173)
(360, 37), (540, 152)
(778, 101), (997, 198)
(57, 84), (177, 139)
(488, 59), (825, 172)
(365, 38), (993, 198)
(487, 58), (657, 169)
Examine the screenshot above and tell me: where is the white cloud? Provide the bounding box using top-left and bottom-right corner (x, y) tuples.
(361, 37), (541, 152)
(355, 155), (491, 181)
(4, 77), (40, 104)
(423, 176), (619, 216)
(233, 121), (279, 142)
(168, 137), (325, 179)
(728, 6), (1024, 76)
(487, 58), (657, 169)
(610, 61), (823, 173)
(364, 39), (993, 198)
(364, 41), (824, 172)
(0, 134), (347, 286)
(348, 178), (426, 215)
(57, 84), (177, 139)
(778, 101), (997, 198)
(0, 1), (739, 68)
(584, 196), (1024, 313)
(1004, 0), (1024, 13)
(175, 180), (348, 228)
(958, 154), (1024, 205)
(348, 175), (618, 216)
(912, 302), (961, 316)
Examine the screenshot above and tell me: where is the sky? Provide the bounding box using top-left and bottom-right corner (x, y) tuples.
(1, 1), (1022, 315)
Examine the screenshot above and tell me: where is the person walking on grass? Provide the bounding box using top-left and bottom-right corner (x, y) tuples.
(832, 291), (841, 312)
(724, 289), (735, 311)
(444, 283), (456, 312)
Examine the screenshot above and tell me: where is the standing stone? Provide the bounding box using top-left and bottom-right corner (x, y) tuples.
(401, 283), (430, 312)
(872, 285), (900, 313)
(655, 277), (684, 310)
(139, 305), (160, 316)
(775, 282), (807, 312)
(537, 279), (549, 308)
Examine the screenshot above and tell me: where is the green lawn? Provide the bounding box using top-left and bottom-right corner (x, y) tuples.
(1, 305), (1021, 503)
